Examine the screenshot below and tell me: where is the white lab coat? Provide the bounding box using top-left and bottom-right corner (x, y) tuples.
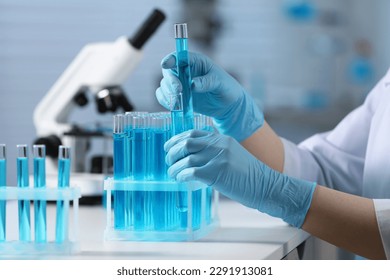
(281, 68), (390, 259)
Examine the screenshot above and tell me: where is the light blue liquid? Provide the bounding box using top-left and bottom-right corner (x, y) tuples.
(192, 189), (201, 230)
(150, 130), (167, 181)
(176, 37), (194, 131)
(174, 37), (195, 217)
(17, 157), (30, 242)
(57, 158), (70, 187)
(113, 133), (128, 229)
(132, 129), (150, 230)
(171, 38), (194, 213)
(125, 126), (133, 177)
(124, 128), (133, 228)
(171, 110), (184, 135)
(55, 158), (70, 243)
(202, 126), (213, 224)
(177, 189), (202, 230)
(132, 130), (146, 178)
(123, 125), (133, 228)
(171, 110), (189, 214)
(205, 186), (212, 225)
(34, 157), (46, 243)
(150, 129), (175, 230)
(124, 128), (133, 229)
(0, 159), (6, 242)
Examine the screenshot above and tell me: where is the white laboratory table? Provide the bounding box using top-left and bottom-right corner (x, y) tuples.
(4, 199), (310, 260)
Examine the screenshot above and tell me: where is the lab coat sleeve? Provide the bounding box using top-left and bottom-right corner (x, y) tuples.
(374, 199), (390, 259)
(282, 131), (365, 195)
(281, 71), (388, 195)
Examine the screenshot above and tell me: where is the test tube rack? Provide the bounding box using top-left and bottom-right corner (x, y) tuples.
(0, 186), (81, 258)
(104, 178), (219, 241)
(105, 111), (219, 241)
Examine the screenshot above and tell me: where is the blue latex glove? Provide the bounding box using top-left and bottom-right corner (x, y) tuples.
(156, 52), (264, 142)
(165, 130), (317, 228)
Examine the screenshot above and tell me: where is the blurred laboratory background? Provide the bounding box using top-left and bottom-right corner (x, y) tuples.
(1, 0), (390, 259)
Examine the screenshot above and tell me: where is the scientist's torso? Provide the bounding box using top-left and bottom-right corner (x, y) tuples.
(363, 69), (390, 198)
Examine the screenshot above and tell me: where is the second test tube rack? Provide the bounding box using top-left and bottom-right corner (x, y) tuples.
(0, 186), (81, 258)
(0, 144), (81, 258)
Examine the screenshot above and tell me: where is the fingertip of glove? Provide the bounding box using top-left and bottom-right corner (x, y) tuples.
(155, 88), (169, 110)
(161, 54), (176, 69)
(176, 170), (193, 183)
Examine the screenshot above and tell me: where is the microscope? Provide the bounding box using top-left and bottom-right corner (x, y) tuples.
(33, 9), (166, 202)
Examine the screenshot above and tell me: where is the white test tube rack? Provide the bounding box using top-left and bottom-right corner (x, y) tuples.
(0, 186), (81, 258)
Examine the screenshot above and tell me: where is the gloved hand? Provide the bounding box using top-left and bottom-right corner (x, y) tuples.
(165, 130), (317, 228)
(156, 52), (264, 142)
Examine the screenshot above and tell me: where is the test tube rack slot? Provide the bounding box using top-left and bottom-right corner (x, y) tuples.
(0, 186), (81, 258)
(104, 178), (219, 242)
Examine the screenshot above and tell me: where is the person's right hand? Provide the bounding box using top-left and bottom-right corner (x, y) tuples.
(155, 52), (264, 142)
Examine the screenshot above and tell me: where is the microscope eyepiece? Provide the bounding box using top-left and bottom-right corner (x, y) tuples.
(129, 8), (166, 50)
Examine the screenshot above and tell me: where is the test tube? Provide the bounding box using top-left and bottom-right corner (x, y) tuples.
(150, 115), (168, 181)
(125, 111), (149, 178)
(0, 144), (6, 242)
(113, 114), (127, 229)
(204, 115), (214, 224)
(17, 144), (31, 242)
(124, 112), (134, 178)
(173, 23), (195, 214)
(150, 115), (169, 230)
(170, 92), (188, 213)
(132, 114), (151, 230)
(33, 145), (46, 243)
(55, 146), (71, 243)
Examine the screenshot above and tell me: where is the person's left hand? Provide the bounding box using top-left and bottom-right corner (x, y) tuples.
(165, 130), (317, 228)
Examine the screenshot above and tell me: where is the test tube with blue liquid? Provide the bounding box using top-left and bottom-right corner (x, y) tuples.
(132, 114), (151, 230)
(169, 93), (188, 219)
(124, 112), (135, 228)
(55, 146), (71, 243)
(195, 115), (214, 225)
(33, 145), (46, 242)
(0, 144), (6, 242)
(124, 112), (134, 178)
(150, 115), (170, 230)
(17, 144), (30, 242)
(113, 114), (127, 229)
(172, 23), (195, 215)
(206, 116), (214, 224)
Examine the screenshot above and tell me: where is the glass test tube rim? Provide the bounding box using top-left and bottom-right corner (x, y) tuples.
(33, 144), (46, 158)
(174, 23), (188, 39)
(113, 114), (125, 134)
(16, 144), (28, 158)
(58, 145), (71, 159)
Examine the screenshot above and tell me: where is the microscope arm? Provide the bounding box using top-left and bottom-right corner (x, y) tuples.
(33, 37), (142, 137)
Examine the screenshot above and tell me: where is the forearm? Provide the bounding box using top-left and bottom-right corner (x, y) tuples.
(241, 121), (284, 172)
(240, 120), (385, 259)
(302, 185), (386, 259)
